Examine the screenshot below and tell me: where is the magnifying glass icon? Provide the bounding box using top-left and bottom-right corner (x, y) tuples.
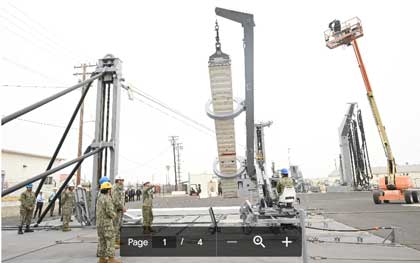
(253, 235), (266, 248)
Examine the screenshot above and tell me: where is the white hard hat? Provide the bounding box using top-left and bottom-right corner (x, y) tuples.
(67, 182), (75, 188)
(77, 184), (83, 188)
(115, 175), (124, 181)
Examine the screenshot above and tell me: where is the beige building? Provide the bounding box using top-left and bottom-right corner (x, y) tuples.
(1, 149), (65, 217)
(327, 164), (420, 187)
(370, 164), (420, 187)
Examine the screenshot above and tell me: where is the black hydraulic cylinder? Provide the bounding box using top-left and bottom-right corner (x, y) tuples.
(35, 81), (93, 198)
(1, 146), (105, 197)
(1, 72), (103, 125)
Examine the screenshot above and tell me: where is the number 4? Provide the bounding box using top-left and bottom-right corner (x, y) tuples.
(197, 239), (203, 246)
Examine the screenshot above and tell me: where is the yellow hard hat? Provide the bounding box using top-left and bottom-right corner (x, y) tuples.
(100, 182), (112, 190)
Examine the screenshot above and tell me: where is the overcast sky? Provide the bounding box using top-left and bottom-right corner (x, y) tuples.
(1, 0), (419, 185)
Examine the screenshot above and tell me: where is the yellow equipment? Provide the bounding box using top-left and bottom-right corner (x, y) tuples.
(324, 17), (417, 204)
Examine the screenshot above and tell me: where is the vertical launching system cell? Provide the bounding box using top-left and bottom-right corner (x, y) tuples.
(208, 22), (238, 198)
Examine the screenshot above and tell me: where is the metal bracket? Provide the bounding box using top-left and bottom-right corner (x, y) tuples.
(213, 157), (246, 179)
(90, 141), (114, 149)
(206, 98), (245, 120)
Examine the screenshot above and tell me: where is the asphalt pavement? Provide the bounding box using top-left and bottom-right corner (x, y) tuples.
(298, 191), (420, 250)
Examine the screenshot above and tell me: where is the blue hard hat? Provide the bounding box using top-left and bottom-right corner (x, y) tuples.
(26, 183), (33, 188)
(280, 168), (289, 175)
(99, 176), (110, 185)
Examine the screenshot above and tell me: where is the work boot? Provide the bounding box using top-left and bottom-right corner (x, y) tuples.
(24, 225), (34, 233)
(143, 226), (150, 234)
(98, 257), (108, 263)
(149, 226), (155, 233)
(18, 226), (24, 235)
(108, 257), (122, 263)
(62, 227), (71, 232)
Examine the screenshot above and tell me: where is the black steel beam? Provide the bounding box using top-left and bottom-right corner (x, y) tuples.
(35, 146), (92, 225)
(1, 72), (103, 125)
(1, 146), (106, 197)
(34, 80), (93, 197)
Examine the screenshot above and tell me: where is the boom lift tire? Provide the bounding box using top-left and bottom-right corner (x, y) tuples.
(404, 190), (413, 204)
(373, 190), (382, 204)
(412, 191), (419, 203)
(384, 200), (390, 203)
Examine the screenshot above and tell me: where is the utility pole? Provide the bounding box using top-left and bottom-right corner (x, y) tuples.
(73, 63), (96, 185)
(165, 164), (170, 192)
(168, 136), (179, 190)
(176, 142), (183, 190)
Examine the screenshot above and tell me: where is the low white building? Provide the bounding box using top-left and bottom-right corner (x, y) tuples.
(371, 164), (420, 187)
(327, 164), (420, 188)
(1, 149), (66, 217)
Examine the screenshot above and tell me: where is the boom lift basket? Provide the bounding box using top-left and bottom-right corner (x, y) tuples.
(324, 17), (363, 49)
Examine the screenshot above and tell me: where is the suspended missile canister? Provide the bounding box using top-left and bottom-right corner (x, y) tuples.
(208, 22), (238, 198)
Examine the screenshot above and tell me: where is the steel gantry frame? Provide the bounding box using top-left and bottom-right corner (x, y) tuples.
(90, 55), (122, 219)
(1, 54), (123, 226)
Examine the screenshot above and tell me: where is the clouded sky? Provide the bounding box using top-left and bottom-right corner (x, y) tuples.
(1, 0), (419, 185)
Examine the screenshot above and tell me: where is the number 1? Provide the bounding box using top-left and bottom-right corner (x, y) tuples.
(163, 238), (167, 246)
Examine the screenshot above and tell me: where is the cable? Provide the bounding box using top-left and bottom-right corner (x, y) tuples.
(131, 95), (215, 137)
(15, 118), (78, 130)
(128, 86), (215, 133)
(0, 10), (74, 61)
(119, 147), (172, 172)
(13, 117), (163, 170)
(128, 88), (246, 149)
(1, 84), (67, 89)
(5, 2), (83, 61)
(126, 86), (245, 148)
(2, 57), (61, 82)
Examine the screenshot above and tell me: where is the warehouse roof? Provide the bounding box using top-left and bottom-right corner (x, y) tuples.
(1, 149), (65, 161)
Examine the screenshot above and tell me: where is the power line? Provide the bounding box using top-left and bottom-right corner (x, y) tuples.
(131, 95), (214, 136)
(12, 117), (157, 171)
(128, 85), (215, 133)
(1, 84), (67, 89)
(2, 57), (63, 83)
(119, 147), (171, 172)
(128, 90), (246, 150)
(5, 2), (83, 61)
(0, 9), (75, 61)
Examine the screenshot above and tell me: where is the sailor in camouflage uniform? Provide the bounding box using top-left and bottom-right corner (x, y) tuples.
(61, 183), (76, 231)
(142, 182), (155, 234)
(18, 183), (36, 234)
(112, 176), (126, 249)
(96, 181), (121, 263)
(276, 168), (294, 196)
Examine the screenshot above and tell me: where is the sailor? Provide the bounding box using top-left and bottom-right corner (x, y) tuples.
(97, 182), (121, 263)
(49, 187), (57, 217)
(276, 168), (294, 196)
(18, 183), (36, 234)
(112, 176), (126, 249)
(142, 182), (154, 234)
(61, 183), (76, 231)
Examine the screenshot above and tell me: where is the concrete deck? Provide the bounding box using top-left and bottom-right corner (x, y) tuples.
(2, 193), (420, 262)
